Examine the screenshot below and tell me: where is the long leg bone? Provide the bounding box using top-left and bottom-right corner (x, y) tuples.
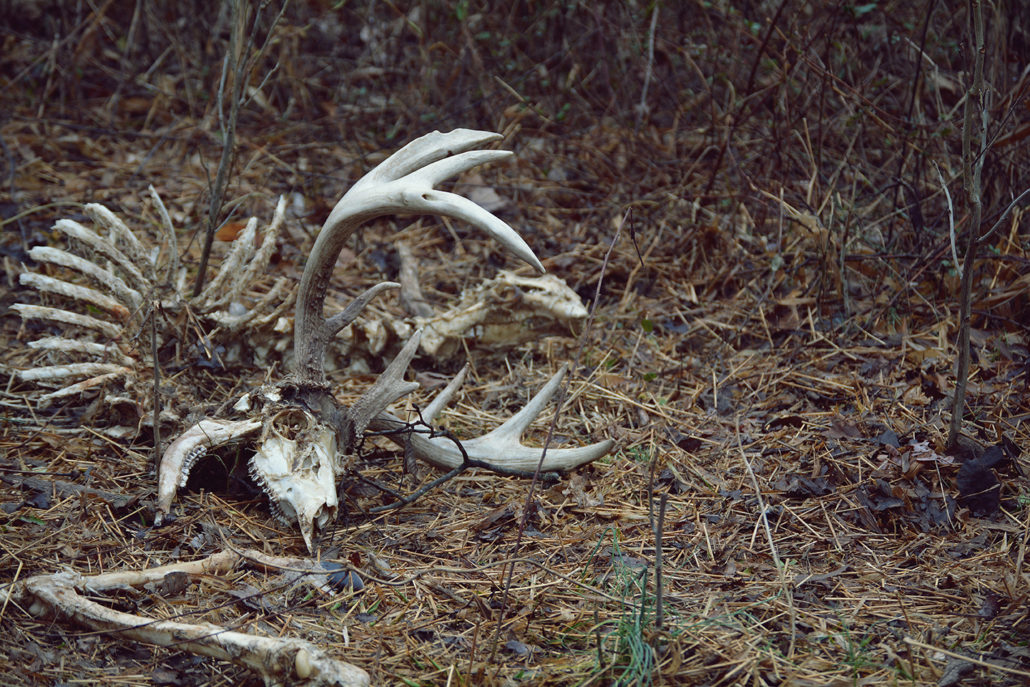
(5, 550), (369, 687)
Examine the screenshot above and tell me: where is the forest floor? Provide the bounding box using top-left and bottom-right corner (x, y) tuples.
(1, 3), (1028, 686)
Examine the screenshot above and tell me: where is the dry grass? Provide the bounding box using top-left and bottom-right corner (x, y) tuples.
(1, 1), (1029, 685)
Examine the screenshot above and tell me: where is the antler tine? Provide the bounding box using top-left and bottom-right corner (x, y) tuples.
(356, 129), (503, 187)
(292, 281), (401, 384)
(324, 282), (400, 338)
(340, 330), (422, 450)
(374, 365), (614, 474)
(420, 364), (470, 421)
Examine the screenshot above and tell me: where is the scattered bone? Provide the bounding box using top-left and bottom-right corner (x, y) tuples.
(4, 549), (370, 687)
(11, 132), (615, 680)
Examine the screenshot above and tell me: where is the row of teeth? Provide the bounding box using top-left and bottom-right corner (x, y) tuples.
(248, 461), (290, 525)
(177, 446), (208, 488)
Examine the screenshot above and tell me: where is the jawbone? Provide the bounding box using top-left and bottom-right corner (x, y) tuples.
(156, 397), (342, 553)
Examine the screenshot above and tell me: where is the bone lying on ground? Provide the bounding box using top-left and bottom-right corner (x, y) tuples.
(5, 549), (370, 687)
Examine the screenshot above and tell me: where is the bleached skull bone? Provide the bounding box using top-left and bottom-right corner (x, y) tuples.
(152, 396), (340, 552)
(249, 409), (340, 553)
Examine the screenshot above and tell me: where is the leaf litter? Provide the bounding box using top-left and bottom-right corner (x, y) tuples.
(1, 2), (1029, 686)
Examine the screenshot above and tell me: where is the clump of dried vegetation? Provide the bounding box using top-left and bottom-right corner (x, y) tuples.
(1, 1), (1028, 685)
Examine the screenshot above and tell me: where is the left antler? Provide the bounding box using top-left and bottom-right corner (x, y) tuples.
(293, 130), (542, 383)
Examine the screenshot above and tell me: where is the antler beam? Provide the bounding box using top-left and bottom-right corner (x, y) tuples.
(293, 129), (543, 384)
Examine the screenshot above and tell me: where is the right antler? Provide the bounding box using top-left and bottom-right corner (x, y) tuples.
(373, 363), (610, 474)
(157, 129), (613, 552)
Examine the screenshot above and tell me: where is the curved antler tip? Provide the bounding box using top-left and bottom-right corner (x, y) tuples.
(446, 128), (503, 143)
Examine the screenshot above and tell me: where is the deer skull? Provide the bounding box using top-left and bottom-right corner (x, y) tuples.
(249, 409), (339, 553)
(156, 130), (614, 551)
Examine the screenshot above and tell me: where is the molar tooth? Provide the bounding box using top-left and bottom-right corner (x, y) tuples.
(269, 500), (289, 525)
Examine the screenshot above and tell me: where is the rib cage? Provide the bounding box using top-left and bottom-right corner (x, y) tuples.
(9, 188), (291, 410)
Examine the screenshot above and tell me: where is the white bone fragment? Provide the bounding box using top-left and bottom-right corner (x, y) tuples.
(19, 272), (130, 320)
(196, 217), (258, 306)
(10, 303), (123, 339)
(249, 410), (339, 552)
(84, 201), (148, 267)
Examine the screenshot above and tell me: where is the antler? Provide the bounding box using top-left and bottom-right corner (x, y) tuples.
(157, 129), (613, 551)
(291, 127), (610, 475)
(293, 129), (543, 383)
(374, 364), (612, 474)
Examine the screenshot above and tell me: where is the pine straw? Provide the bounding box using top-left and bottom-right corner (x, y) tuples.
(2, 2), (1030, 685)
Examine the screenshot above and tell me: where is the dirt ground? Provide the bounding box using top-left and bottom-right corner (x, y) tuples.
(1, 2), (1029, 685)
